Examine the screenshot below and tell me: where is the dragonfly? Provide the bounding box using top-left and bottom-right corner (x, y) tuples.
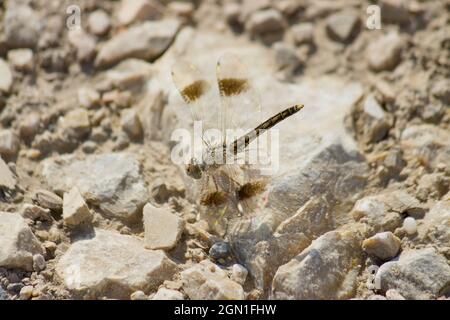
(171, 53), (304, 235)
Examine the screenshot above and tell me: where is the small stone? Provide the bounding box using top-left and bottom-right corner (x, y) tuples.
(420, 104), (445, 124)
(88, 10), (111, 36)
(104, 59), (153, 90)
(19, 113), (40, 140)
(95, 20), (180, 68)
(0, 130), (20, 159)
(32, 254), (46, 272)
(90, 127), (108, 143)
(380, 0), (410, 25)
(246, 9), (285, 36)
(431, 79), (450, 104)
(78, 88), (101, 109)
(19, 285), (33, 300)
(292, 23), (314, 45)
(20, 204), (51, 221)
(151, 287), (184, 300)
(0, 59), (13, 93)
(385, 289), (406, 300)
(230, 264), (248, 285)
(102, 90), (132, 108)
(403, 217), (417, 235)
(7, 49), (34, 72)
(81, 141), (97, 154)
(32, 189), (63, 212)
(273, 42), (301, 72)
(416, 173), (448, 201)
(4, 4), (42, 49)
(118, 0), (164, 26)
(326, 10), (360, 43)
(362, 94), (392, 143)
(63, 187), (92, 227)
(121, 109), (143, 140)
(58, 108), (91, 139)
(209, 242), (231, 262)
(143, 203), (184, 250)
(181, 260), (245, 300)
(68, 29), (97, 62)
(367, 32), (404, 72)
(362, 232), (401, 261)
(130, 290), (147, 300)
(168, 1), (194, 19)
(0, 157), (16, 190)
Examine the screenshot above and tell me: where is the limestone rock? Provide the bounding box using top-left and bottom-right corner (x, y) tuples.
(326, 10), (360, 43)
(56, 229), (177, 299)
(0, 130), (19, 159)
(63, 187), (92, 227)
(117, 0), (164, 26)
(3, 4), (42, 49)
(88, 10), (111, 36)
(0, 157), (16, 190)
(7, 49), (33, 72)
(151, 287), (184, 300)
(362, 231), (401, 261)
(367, 32), (404, 72)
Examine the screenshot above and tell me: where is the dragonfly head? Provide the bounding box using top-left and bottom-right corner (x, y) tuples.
(186, 160), (202, 179)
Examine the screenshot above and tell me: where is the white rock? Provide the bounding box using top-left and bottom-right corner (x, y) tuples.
(151, 287), (184, 300)
(362, 232), (401, 261)
(0, 212), (44, 271)
(231, 264), (248, 285)
(56, 229), (177, 299)
(418, 200), (450, 246)
(292, 23), (314, 45)
(385, 289), (405, 300)
(326, 9), (360, 43)
(32, 254), (46, 271)
(19, 286), (33, 300)
(7, 49), (34, 72)
(78, 88), (100, 109)
(121, 109), (143, 140)
(58, 108), (91, 139)
(362, 94), (392, 143)
(41, 153), (149, 222)
(376, 248), (450, 299)
(367, 32), (404, 72)
(68, 29), (97, 62)
(143, 203), (184, 250)
(0, 59), (13, 93)
(0, 157), (16, 190)
(130, 290), (147, 300)
(167, 1), (194, 19)
(181, 260), (245, 300)
(95, 19), (180, 68)
(19, 113), (40, 140)
(118, 0), (164, 26)
(88, 10), (111, 36)
(403, 217), (417, 235)
(272, 225), (365, 299)
(0, 130), (20, 159)
(63, 187), (92, 227)
(4, 4), (42, 48)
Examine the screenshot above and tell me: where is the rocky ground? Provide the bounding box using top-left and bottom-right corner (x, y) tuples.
(0, 0), (449, 300)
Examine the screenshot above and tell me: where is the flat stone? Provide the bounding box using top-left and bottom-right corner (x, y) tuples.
(32, 189), (63, 212)
(0, 59), (13, 93)
(56, 229), (177, 299)
(181, 260), (245, 300)
(117, 0), (164, 26)
(41, 153), (149, 222)
(272, 224), (366, 299)
(326, 10), (360, 43)
(362, 231), (401, 261)
(375, 248), (450, 299)
(367, 32), (404, 72)
(151, 287), (184, 300)
(95, 19), (180, 68)
(63, 187), (92, 227)
(0, 212), (44, 271)
(143, 203), (184, 250)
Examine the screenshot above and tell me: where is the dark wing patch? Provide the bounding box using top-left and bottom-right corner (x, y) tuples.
(181, 80), (209, 103)
(236, 180), (266, 200)
(200, 191), (228, 206)
(219, 78), (249, 96)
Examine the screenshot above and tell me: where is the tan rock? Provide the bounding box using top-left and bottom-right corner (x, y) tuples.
(362, 232), (401, 261)
(117, 0), (164, 26)
(63, 187), (92, 227)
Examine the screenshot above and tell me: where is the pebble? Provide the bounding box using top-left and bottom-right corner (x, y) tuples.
(0, 130), (20, 159)
(362, 232), (401, 261)
(168, 1), (194, 19)
(326, 10), (360, 43)
(32, 189), (63, 212)
(58, 108), (91, 139)
(273, 42), (301, 72)
(21, 204), (51, 221)
(292, 23), (314, 45)
(0, 59), (13, 93)
(209, 242), (232, 262)
(4, 4), (42, 48)
(130, 290), (147, 300)
(0, 157), (16, 190)
(246, 9), (285, 36)
(78, 88), (101, 109)
(403, 217), (417, 235)
(118, 0), (164, 26)
(32, 254), (46, 272)
(19, 113), (41, 141)
(7, 283), (24, 294)
(367, 32), (404, 72)
(63, 186), (92, 227)
(151, 287), (184, 300)
(82, 141), (97, 154)
(19, 285), (34, 300)
(121, 109), (143, 140)
(385, 289), (406, 300)
(68, 29), (97, 62)
(88, 10), (111, 36)
(7, 49), (34, 72)
(380, 0), (410, 25)
(230, 264), (248, 285)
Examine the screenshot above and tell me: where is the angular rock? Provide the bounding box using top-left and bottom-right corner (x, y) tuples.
(32, 253), (46, 272)
(58, 108), (91, 139)
(103, 59), (153, 90)
(418, 200), (450, 247)
(41, 153), (149, 222)
(63, 187), (92, 227)
(151, 287), (184, 300)
(273, 42), (301, 72)
(375, 248), (450, 299)
(117, 0), (164, 26)
(0, 59), (13, 93)
(246, 9), (285, 36)
(143, 203), (184, 250)
(326, 10), (360, 43)
(0, 130), (19, 159)
(292, 23), (314, 45)
(130, 290), (147, 300)
(180, 260), (245, 300)
(77, 88), (100, 109)
(19, 113), (40, 140)
(68, 29), (97, 62)
(272, 224), (366, 299)
(32, 189), (63, 212)
(88, 10), (111, 36)
(56, 229), (177, 299)
(121, 109), (143, 140)
(3, 4), (42, 48)
(20, 204), (51, 222)
(361, 94), (392, 143)
(7, 49), (33, 72)
(0, 157), (16, 191)
(0, 212), (44, 271)
(362, 231), (401, 261)
(380, 0), (411, 25)
(231, 264), (248, 285)
(95, 19), (180, 68)
(367, 32), (404, 72)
